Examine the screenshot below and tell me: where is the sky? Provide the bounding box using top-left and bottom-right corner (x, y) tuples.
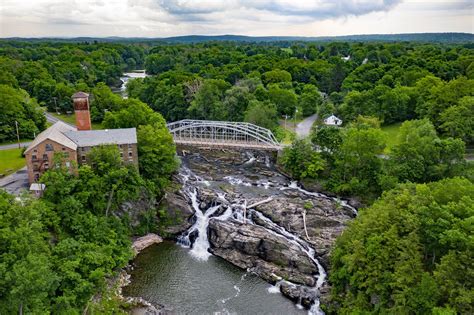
(0, 0), (473, 38)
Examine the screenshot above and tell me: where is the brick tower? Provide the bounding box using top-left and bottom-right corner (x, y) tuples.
(72, 91), (92, 131)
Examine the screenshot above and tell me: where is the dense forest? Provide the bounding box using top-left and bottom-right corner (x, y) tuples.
(0, 39), (473, 313)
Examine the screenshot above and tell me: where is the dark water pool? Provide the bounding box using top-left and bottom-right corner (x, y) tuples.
(123, 241), (305, 315)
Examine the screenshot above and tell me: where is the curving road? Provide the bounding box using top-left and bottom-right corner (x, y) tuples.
(295, 113), (318, 138)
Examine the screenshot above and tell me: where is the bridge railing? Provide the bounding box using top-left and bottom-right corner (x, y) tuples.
(167, 119), (281, 150)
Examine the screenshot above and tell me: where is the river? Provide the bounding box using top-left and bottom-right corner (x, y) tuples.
(124, 241), (305, 314)
(112, 70), (148, 98)
(123, 145), (356, 314)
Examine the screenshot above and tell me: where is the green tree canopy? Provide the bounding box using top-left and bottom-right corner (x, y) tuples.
(330, 177), (474, 314)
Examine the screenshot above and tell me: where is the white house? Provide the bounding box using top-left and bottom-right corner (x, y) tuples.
(324, 114), (343, 126)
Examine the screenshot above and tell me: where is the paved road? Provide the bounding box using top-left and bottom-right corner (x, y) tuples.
(295, 113), (318, 138)
(44, 112), (74, 127)
(0, 167), (29, 195)
(0, 142), (32, 150)
(0, 112), (73, 151)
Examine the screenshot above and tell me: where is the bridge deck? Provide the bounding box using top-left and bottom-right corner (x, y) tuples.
(174, 138), (281, 151)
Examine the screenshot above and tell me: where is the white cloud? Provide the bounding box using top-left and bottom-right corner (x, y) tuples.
(0, 0), (472, 37)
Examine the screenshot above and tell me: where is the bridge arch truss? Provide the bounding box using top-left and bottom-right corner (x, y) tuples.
(167, 120), (281, 151)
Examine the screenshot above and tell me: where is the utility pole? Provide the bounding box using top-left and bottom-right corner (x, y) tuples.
(53, 97), (58, 114)
(15, 121), (20, 149)
(294, 106), (298, 129)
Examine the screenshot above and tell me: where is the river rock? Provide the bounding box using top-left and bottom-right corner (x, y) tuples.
(253, 195), (354, 269)
(280, 281), (318, 308)
(132, 233), (163, 255)
(160, 191), (195, 235)
(208, 219), (318, 286)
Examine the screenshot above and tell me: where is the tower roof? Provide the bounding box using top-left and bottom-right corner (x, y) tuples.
(72, 91), (89, 99)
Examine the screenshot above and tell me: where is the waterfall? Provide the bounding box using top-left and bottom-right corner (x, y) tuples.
(177, 189), (221, 261)
(175, 154), (356, 314)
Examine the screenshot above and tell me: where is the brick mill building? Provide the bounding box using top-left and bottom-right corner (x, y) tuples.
(24, 92), (138, 184)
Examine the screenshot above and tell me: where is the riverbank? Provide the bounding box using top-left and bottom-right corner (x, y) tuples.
(123, 149), (356, 313)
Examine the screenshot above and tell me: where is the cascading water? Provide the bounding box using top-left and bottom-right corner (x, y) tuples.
(175, 151), (356, 314)
(177, 189), (222, 260)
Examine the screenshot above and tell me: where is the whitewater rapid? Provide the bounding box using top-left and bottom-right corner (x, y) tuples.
(175, 154), (356, 315)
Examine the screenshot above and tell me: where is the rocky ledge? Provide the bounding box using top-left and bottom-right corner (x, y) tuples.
(132, 233), (163, 256)
(208, 219), (318, 286)
(253, 191), (355, 269)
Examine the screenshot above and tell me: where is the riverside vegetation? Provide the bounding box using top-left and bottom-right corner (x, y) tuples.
(0, 38), (472, 313)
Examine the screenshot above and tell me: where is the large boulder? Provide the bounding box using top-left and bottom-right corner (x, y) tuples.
(208, 219), (318, 286)
(160, 191), (195, 236)
(253, 194), (354, 269)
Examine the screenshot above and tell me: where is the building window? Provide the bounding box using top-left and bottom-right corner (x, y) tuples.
(128, 151), (133, 157)
(32, 155), (37, 161)
(33, 164), (39, 171)
(62, 147), (66, 151)
(42, 154), (48, 161)
(45, 144), (53, 151)
(81, 155), (86, 162)
(120, 152), (123, 158)
(33, 149), (37, 153)
(65, 162), (70, 168)
(128, 144), (132, 149)
(44, 163), (49, 170)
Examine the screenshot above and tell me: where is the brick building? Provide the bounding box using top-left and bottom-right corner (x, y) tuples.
(25, 92), (138, 184)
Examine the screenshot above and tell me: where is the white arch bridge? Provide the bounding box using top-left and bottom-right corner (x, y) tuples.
(166, 120), (282, 151)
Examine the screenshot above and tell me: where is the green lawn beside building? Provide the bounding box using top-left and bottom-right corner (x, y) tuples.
(48, 112), (104, 130)
(0, 148), (25, 176)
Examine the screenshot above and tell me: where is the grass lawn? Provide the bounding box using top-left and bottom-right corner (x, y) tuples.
(0, 148), (25, 176)
(381, 122), (402, 153)
(48, 112), (104, 130)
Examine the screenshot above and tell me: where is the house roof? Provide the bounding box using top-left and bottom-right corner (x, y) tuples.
(324, 114), (342, 121)
(64, 128), (137, 147)
(72, 91), (89, 99)
(24, 121), (77, 154)
(30, 183), (45, 191)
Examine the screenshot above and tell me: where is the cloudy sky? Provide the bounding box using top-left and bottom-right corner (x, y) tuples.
(0, 0), (472, 38)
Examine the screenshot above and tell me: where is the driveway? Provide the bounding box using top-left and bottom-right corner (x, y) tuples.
(295, 113), (318, 138)
(0, 167), (29, 195)
(44, 112), (74, 127)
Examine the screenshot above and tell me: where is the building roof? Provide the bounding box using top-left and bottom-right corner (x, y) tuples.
(30, 183), (45, 191)
(24, 121), (77, 154)
(72, 91), (89, 99)
(64, 128), (137, 147)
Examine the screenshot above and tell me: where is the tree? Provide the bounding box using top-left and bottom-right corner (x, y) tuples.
(262, 69), (292, 85)
(330, 177), (474, 314)
(279, 139), (325, 180)
(102, 98), (166, 129)
(188, 79), (229, 120)
(137, 124), (179, 189)
(390, 119), (465, 183)
(0, 84), (46, 142)
(330, 126), (386, 196)
(0, 192), (58, 313)
(439, 96), (474, 144)
(268, 84), (298, 116)
(145, 54), (175, 75)
(300, 84), (323, 116)
(90, 83), (123, 122)
(244, 100), (278, 130)
(223, 85), (253, 121)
